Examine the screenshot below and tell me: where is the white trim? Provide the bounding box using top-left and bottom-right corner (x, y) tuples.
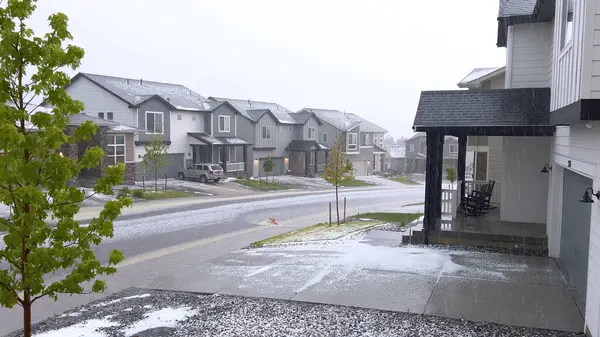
(106, 134), (126, 166)
(360, 146), (373, 149)
(307, 127), (316, 140)
(347, 132), (358, 151)
(144, 111), (164, 134)
(234, 115), (237, 136)
(322, 133), (328, 143)
(505, 26), (514, 89)
(261, 126), (272, 139)
(210, 113), (214, 134)
(218, 115), (230, 132)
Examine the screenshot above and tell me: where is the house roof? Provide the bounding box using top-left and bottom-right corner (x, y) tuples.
(458, 67), (505, 88)
(300, 108), (387, 133)
(73, 73), (208, 111)
(188, 133), (251, 146)
(407, 132), (456, 142)
(285, 140), (328, 152)
(496, 0), (555, 47)
(413, 88), (551, 130)
(387, 147), (406, 159)
(210, 97), (298, 124)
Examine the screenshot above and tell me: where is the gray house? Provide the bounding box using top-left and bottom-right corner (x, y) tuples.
(405, 132), (458, 174)
(298, 108), (387, 176)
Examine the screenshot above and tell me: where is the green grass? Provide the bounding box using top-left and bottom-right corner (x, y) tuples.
(250, 223), (328, 247)
(390, 176), (420, 185)
(349, 212), (422, 225)
(235, 179), (292, 191)
(339, 179), (373, 187)
(402, 200), (450, 207)
(138, 190), (196, 200)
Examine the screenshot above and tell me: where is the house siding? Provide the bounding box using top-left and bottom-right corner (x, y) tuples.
(487, 136), (503, 183)
(125, 133), (134, 162)
(66, 76), (134, 126)
(236, 115), (255, 175)
(170, 110), (206, 168)
(136, 98), (171, 143)
(480, 74), (506, 90)
(212, 105), (238, 138)
(587, 0), (600, 99)
(303, 116), (319, 141)
(318, 120), (344, 148)
(255, 113), (277, 149)
(508, 22), (553, 89)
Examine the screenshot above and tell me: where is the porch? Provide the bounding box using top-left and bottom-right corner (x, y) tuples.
(411, 88), (554, 249)
(286, 140), (329, 177)
(188, 133), (251, 174)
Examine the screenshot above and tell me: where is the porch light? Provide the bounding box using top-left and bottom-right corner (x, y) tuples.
(59, 152), (64, 157)
(579, 188), (600, 203)
(541, 164), (552, 173)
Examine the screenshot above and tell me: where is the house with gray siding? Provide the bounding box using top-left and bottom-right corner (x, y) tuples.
(298, 108), (387, 176)
(404, 132), (458, 175)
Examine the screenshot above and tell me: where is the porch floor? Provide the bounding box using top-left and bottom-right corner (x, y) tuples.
(403, 207), (548, 252)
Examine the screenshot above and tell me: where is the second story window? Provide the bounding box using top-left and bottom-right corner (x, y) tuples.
(262, 126), (271, 139)
(308, 127), (315, 139)
(107, 112), (114, 120)
(560, 0), (574, 50)
(348, 133), (357, 151)
(177, 114), (182, 121)
(360, 133), (370, 146)
(106, 135), (125, 165)
(98, 112), (104, 119)
(146, 111), (164, 134)
(322, 133), (328, 143)
(218, 115), (230, 132)
(449, 144), (458, 156)
(409, 144), (415, 152)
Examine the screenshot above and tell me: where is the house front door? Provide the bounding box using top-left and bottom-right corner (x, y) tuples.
(475, 151), (487, 181)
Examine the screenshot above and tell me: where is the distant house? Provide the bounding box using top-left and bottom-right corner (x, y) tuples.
(404, 133), (458, 174)
(384, 145), (405, 173)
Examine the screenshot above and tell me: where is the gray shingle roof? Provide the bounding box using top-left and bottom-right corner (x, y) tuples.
(413, 88), (551, 129)
(211, 97), (297, 124)
(301, 108), (387, 133)
(285, 140), (328, 152)
(76, 73), (208, 111)
(498, 0), (537, 17)
(188, 133), (251, 146)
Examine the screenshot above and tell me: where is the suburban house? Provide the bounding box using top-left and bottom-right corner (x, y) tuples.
(298, 108), (388, 176)
(209, 97), (328, 178)
(404, 133), (458, 175)
(383, 145), (406, 173)
(411, 0), (600, 335)
(60, 73), (252, 180)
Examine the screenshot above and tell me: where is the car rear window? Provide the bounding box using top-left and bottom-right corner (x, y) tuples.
(210, 165), (222, 170)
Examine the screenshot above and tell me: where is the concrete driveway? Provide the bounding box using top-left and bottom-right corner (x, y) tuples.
(159, 231), (584, 333)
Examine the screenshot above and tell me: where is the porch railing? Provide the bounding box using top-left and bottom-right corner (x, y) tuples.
(442, 189), (453, 215)
(463, 180), (501, 204)
(225, 161), (245, 172)
(316, 163), (326, 172)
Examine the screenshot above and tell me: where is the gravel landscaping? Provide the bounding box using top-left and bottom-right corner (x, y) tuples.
(401, 243), (549, 257)
(12, 288), (583, 337)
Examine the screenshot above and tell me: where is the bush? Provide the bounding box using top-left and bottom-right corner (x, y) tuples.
(118, 187), (131, 198)
(132, 189), (146, 198)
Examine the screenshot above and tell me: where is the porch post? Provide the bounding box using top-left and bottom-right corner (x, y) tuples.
(423, 131), (444, 244)
(305, 150), (310, 177)
(208, 145), (213, 162)
(221, 147), (227, 172)
(457, 134), (467, 201)
(243, 145), (248, 172)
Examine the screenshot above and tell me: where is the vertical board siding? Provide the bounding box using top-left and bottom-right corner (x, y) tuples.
(303, 117), (319, 140)
(255, 113), (277, 148)
(510, 23), (553, 89)
(170, 110), (205, 155)
(590, 0), (600, 98)
(487, 136), (503, 183)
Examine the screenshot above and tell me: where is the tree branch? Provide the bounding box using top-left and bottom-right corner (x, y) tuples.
(51, 191), (97, 208)
(32, 289), (94, 304)
(0, 280), (21, 305)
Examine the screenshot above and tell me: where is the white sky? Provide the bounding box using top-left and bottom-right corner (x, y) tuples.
(29, 0), (505, 138)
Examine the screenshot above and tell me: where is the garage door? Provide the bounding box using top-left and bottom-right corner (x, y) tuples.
(136, 153), (184, 180)
(258, 157), (284, 177)
(560, 169), (592, 304)
(352, 160), (367, 176)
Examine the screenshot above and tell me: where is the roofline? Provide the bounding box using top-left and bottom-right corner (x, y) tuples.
(457, 67), (506, 88)
(496, 0), (555, 47)
(70, 73), (133, 106)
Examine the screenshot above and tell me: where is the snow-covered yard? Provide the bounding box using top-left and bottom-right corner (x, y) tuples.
(272, 175), (332, 188)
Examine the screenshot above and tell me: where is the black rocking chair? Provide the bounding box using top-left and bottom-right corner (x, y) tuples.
(457, 180), (495, 216)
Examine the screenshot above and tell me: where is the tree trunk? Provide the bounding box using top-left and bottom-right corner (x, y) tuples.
(154, 167), (158, 192)
(335, 184), (340, 225)
(23, 291), (31, 337)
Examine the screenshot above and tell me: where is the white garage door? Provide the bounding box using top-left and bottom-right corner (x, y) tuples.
(560, 169), (592, 307)
(352, 160), (367, 176)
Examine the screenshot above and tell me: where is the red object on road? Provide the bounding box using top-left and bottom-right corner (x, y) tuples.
(269, 217), (278, 225)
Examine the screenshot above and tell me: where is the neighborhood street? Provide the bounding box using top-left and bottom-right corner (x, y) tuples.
(0, 179), (425, 335)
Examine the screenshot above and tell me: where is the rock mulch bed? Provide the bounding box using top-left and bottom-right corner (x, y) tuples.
(402, 243), (549, 257)
(12, 288), (583, 337)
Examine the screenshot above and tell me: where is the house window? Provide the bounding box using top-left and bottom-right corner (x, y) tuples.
(360, 133), (370, 146)
(145, 111), (164, 134)
(262, 126), (272, 139)
(177, 114), (182, 121)
(98, 112), (105, 119)
(322, 133), (328, 143)
(192, 115), (196, 121)
(449, 144), (458, 156)
(308, 127), (315, 139)
(348, 133), (358, 150)
(409, 144), (415, 152)
(218, 115), (230, 132)
(560, 0), (574, 49)
(106, 135), (125, 165)
(107, 112), (114, 120)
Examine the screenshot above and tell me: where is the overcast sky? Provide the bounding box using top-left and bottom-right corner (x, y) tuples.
(29, 0), (505, 138)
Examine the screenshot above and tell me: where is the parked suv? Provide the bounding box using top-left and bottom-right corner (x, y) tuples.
(177, 163), (224, 183)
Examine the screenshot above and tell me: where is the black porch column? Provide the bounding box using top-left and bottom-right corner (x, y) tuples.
(220, 147), (227, 172)
(208, 145), (213, 162)
(243, 145), (248, 172)
(423, 131), (444, 244)
(305, 150), (310, 177)
(457, 134), (467, 201)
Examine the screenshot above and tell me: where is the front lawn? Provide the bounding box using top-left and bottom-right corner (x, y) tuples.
(339, 179), (373, 187)
(135, 190), (196, 200)
(389, 176), (420, 185)
(349, 212), (422, 225)
(235, 179), (292, 191)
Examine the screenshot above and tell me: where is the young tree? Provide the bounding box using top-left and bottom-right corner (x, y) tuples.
(142, 135), (168, 192)
(445, 167), (457, 189)
(0, 2), (130, 336)
(322, 136), (354, 225)
(262, 156), (274, 182)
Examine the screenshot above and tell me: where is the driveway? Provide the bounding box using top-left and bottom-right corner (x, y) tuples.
(159, 231), (584, 333)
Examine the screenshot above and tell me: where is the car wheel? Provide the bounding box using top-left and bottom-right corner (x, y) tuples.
(214, 178), (221, 183)
(177, 172), (185, 180)
(199, 175), (208, 183)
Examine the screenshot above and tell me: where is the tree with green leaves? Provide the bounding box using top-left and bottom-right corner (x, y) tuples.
(322, 136), (354, 226)
(0, 1), (130, 336)
(262, 156), (274, 182)
(445, 167), (457, 189)
(142, 134), (168, 192)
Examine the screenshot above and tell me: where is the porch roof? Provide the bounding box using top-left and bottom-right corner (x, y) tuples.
(286, 140), (328, 152)
(188, 133), (251, 146)
(413, 88), (554, 136)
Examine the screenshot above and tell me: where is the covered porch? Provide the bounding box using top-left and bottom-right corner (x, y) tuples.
(286, 140), (329, 177)
(409, 88), (554, 249)
(188, 133), (251, 174)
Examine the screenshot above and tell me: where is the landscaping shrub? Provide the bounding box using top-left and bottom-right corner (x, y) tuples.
(132, 189), (145, 198)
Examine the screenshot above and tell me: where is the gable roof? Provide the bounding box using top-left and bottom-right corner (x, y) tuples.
(301, 108), (387, 133)
(210, 97), (297, 124)
(496, 0), (555, 47)
(457, 67), (505, 88)
(72, 73), (208, 111)
(498, 0), (537, 17)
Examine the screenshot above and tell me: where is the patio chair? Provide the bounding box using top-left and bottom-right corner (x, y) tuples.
(481, 180), (496, 210)
(458, 183), (489, 217)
